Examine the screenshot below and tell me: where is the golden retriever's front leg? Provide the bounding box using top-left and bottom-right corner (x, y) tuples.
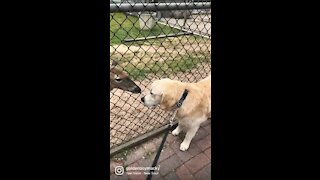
(180, 125), (200, 151)
(172, 124), (182, 136)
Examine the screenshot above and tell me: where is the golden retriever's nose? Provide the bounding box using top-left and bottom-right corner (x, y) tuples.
(141, 96), (145, 103)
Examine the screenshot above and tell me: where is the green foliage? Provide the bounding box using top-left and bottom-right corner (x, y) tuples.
(110, 13), (181, 44)
(123, 55), (211, 80)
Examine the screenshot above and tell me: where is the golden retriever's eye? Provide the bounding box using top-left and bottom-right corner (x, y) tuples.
(150, 92), (153, 95)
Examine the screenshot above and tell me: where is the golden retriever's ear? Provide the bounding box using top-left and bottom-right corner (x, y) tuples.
(160, 88), (178, 111)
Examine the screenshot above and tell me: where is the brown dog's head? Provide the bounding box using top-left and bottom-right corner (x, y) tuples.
(141, 79), (184, 111)
(110, 60), (141, 93)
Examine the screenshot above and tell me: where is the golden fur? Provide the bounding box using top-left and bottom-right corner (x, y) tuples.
(141, 74), (211, 151)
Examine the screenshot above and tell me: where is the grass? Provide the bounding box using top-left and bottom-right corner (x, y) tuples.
(110, 13), (211, 80)
(122, 54), (211, 80)
(112, 34), (211, 80)
(110, 13), (181, 44)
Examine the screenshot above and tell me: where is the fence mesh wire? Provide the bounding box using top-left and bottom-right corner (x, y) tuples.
(110, 1), (211, 149)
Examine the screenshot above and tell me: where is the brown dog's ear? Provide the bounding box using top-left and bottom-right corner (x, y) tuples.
(112, 60), (118, 66)
(111, 60), (118, 68)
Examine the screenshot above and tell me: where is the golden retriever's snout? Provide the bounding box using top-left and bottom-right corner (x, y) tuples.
(141, 96), (145, 103)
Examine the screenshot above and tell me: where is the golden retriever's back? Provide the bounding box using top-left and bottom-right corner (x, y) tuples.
(197, 74), (211, 116)
(198, 74), (211, 95)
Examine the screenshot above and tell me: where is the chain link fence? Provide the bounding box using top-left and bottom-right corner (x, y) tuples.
(110, 1), (211, 150)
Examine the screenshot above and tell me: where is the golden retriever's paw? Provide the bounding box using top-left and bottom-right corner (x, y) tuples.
(180, 142), (190, 151)
(172, 129), (180, 136)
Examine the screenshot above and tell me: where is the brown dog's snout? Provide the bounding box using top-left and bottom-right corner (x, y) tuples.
(130, 86), (141, 94)
(141, 96), (145, 103)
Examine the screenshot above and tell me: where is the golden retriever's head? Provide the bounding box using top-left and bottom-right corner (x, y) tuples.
(141, 78), (184, 111)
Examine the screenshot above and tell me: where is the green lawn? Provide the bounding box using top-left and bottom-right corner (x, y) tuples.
(110, 12), (211, 80)
(110, 13), (181, 44)
(123, 54), (211, 80)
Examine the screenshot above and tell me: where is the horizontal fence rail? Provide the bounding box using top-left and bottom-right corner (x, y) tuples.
(110, 2), (211, 12)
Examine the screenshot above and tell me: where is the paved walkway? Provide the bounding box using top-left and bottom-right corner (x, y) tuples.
(110, 120), (211, 180)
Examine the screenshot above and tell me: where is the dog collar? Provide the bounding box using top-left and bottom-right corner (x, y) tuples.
(176, 89), (189, 108)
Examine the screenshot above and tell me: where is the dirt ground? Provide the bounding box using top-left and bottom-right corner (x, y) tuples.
(110, 36), (211, 148)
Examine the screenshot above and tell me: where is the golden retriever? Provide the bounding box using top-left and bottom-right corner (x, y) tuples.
(141, 74), (211, 151)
